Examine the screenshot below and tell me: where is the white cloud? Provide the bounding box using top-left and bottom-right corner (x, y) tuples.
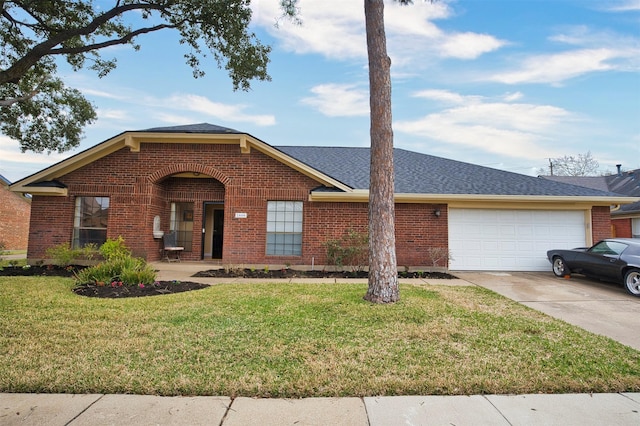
(164, 94), (276, 126)
(502, 92), (524, 102)
(252, 0), (505, 67)
(395, 90), (572, 161)
(0, 136), (70, 182)
(489, 48), (617, 85)
(487, 25), (640, 85)
(602, 0), (640, 12)
(412, 89), (476, 105)
(436, 32), (506, 60)
(301, 84), (369, 117)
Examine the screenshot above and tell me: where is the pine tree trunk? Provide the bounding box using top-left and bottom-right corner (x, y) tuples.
(363, 0), (399, 303)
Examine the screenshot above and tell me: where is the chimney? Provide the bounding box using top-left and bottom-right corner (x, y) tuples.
(616, 164), (622, 176)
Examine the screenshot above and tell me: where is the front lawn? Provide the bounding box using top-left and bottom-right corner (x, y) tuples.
(1, 277), (639, 397)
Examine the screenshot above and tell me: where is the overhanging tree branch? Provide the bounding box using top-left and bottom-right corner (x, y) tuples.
(1, 2), (166, 85)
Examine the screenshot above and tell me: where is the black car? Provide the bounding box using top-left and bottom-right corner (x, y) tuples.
(547, 238), (640, 297)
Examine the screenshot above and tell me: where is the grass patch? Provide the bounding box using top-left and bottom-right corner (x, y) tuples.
(1, 277), (639, 397)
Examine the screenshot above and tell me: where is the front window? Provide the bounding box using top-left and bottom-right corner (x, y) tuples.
(266, 201), (303, 256)
(73, 196), (109, 248)
(170, 202), (193, 251)
(633, 218), (640, 239)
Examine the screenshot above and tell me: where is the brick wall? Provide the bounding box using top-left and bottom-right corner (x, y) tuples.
(591, 206), (613, 242)
(612, 218), (631, 238)
(0, 184), (31, 250)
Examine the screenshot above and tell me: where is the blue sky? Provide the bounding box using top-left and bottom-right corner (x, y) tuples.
(1, 0), (639, 183)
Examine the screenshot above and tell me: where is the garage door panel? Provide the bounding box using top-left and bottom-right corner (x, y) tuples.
(449, 209), (586, 271)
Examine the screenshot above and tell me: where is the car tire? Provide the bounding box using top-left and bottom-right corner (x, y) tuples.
(623, 269), (640, 297)
(552, 256), (569, 277)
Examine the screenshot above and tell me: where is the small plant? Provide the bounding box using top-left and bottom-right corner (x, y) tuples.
(45, 243), (75, 266)
(263, 265), (269, 274)
(22, 264), (31, 270)
(426, 247), (453, 269)
(223, 264), (244, 276)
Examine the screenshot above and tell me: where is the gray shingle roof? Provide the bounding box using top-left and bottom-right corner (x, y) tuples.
(277, 146), (622, 197)
(543, 169), (640, 213)
(139, 123), (242, 134)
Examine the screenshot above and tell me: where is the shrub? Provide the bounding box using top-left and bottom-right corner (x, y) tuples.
(426, 247), (453, 268)
(99, 236), (131, 261)
(74, 241), (156, 287)
(324, 229), (368, 272)
(74, 256), (157, 287)
(46, 243), (76, 266)
(45, 242), (99, 266)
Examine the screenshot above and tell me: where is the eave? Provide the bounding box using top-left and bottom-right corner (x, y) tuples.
(309, 191), (639, 208)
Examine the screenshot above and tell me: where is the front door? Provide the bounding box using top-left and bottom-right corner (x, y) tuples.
(202, 202), (224, 259)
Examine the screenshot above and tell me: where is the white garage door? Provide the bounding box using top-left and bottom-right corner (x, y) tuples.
(449, 209), (586, 271)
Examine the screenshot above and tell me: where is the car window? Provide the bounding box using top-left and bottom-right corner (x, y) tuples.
(589, 241), (628, 256)
(625, 244), (640, 256)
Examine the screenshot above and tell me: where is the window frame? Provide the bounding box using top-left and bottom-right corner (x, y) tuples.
(72, 196), (109, 248)
(266, 201), (303, 256)
(170, 202), (194, 251)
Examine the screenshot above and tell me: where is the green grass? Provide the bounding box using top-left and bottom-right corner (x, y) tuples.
(1, 277), (639, 397)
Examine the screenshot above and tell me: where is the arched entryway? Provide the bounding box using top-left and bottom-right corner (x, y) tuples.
(150, 164), (229, 261)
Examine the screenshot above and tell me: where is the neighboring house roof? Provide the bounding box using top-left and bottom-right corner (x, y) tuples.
(543, 169), (640, 215)
(8, 123), (636, 207)
(1, 173), (31, 201)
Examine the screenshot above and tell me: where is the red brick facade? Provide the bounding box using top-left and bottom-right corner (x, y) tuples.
(25, 141), (613, 269)
(591, 205), (614, 242)
(27, 143), (448, 267)
(0, 183), (31, 250)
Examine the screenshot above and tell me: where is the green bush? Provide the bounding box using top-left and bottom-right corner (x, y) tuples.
(99, 236), (131, 261)
(74, 245), (157, 287)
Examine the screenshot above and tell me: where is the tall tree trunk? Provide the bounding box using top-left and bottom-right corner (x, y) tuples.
(364, 0), (399, 303)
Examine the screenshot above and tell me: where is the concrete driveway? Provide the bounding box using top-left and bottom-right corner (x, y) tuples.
(455, 271), (640, 351)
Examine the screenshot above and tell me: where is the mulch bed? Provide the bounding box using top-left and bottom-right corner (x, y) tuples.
(194, 268), (456, 280)
(1, 265), (455, 299)
(0, 265), (208, 299)
(0, 264), (84, 277)
(72, 281), (210, 298)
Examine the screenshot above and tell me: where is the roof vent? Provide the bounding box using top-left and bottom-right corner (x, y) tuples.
(616, 164), (622, 176)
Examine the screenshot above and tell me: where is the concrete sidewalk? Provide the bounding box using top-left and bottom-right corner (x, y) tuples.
(2, 392), (639, 425)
